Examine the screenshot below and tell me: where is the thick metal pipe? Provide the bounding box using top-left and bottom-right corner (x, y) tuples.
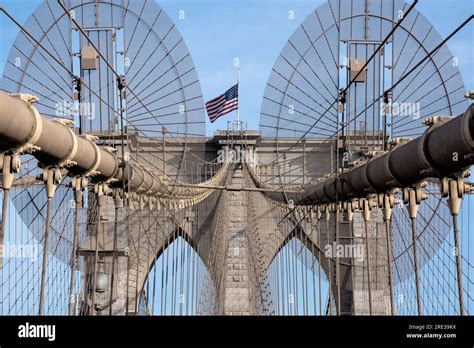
(2, 91), (472, 203)
(0, 93), (40, 151)
(0, 91), (225, 199)
(0, 91), (118, 183)
(295, 105), (474, 205)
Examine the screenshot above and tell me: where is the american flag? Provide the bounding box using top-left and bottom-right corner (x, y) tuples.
(205, 84), (238, 123)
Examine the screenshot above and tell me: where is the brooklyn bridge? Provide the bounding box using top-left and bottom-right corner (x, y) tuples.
(0, 0), (473, 317)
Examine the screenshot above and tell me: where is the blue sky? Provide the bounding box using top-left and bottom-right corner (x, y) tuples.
(0, 0), (472, 135)
(0, 0), (473, 315)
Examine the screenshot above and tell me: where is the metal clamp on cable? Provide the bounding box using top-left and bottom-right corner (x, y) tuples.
(42, 166), (62, 200)
(0, 153), (21, 190)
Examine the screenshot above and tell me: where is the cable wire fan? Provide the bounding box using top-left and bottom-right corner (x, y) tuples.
(0, 0), (206, 266)
(258, 0), (469, 306)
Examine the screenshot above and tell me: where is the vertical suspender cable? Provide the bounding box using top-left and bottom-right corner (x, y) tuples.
(38, 197), (52, 315)
(452, 214), (465, 315)
(363, 198), (373, 315)
(151, 208), (159, 315)
(410, 217), (422, 315)
(109, 189), (120, 315)
(39, 168), (58, 315)
(69, 180), (83, 315)
(91, 189), (103, 315)
(0, 189), (9, 269)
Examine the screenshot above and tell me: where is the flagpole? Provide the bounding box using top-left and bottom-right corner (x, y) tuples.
(236, 65), (240, 124)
